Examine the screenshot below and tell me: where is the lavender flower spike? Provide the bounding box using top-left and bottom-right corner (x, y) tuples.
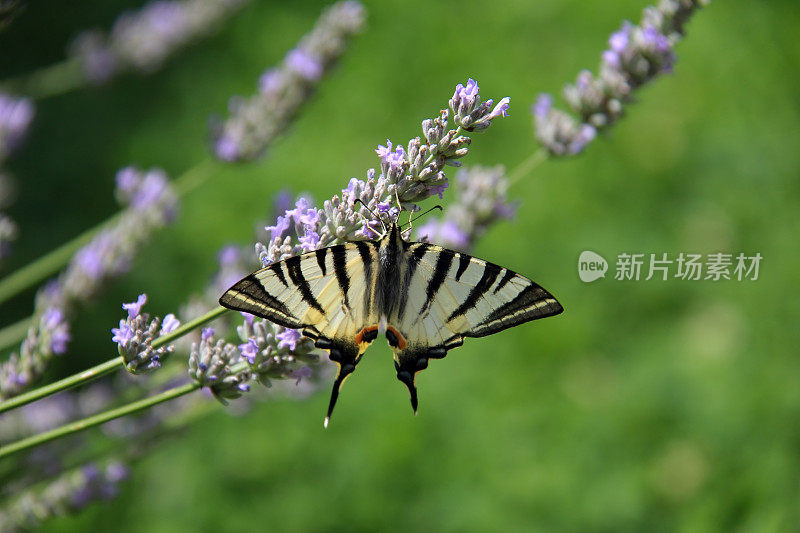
(416, 165), (516, 251)
(112, 294), (181, 374)
(235, 317), (317, 387)
(68, 0), (250, 85)
(0, 460), (129, 530)
(254, 78), (510, 268)
(533, 0), (709, 155)
(0, 166), (179, 397)
(211, 1), (366, 162)
(0, 307), (71, 399)
(0, 93), (35, 161)
(188, 329), (252, 403)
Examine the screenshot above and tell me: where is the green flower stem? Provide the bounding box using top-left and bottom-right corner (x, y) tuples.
(0, 358), (249, 460)
(0, 381), (200, 460)
(508, 148), (548, 186)
(0, 57), (85, 100)
(0, 357), (123, 416)
(0, 306), (230, 414)
(0, 158), (216, 311)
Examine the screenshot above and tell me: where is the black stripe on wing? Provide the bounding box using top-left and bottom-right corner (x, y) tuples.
(420, 248), (454, 315)
(468, 281), (563, 338)
(397, 244), (429, 322)
(219, 273), (303, 329)
(286, 255), (325, 314)
(446, 261), (502, 322)
(331, 245), (351, 309)
(354, 241), (375, 317)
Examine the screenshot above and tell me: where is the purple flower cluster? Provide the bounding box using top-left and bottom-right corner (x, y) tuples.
(0, 93), (34, 161)
(533, 0), (708, 156)
(69, 0), (249, 84)
(112, 294), (180, 374)
(111, 294), (181, 374)
(235, 315), (317, 387)
(416, 165), (516, 251)
(211, 1), (365, 162)
(0, 308), (71, 399)
(0, 460), (129, 530)
(254, 78), (510, 267)
(450, 78), (510, 133)
(188, 328), (251, 403)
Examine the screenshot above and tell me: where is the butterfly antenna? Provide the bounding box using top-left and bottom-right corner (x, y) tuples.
(402, 204), (443, 230)
(354, 198), (387, 235)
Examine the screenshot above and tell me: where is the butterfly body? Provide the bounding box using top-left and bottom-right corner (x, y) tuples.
(220, 222), (562, 426)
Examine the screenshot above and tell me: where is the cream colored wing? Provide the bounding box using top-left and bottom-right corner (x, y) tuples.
(219, 241), (381, 426)
(386, 243), (563, 412)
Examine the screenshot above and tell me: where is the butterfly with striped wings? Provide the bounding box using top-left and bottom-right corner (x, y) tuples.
(219, 219), (563, 427)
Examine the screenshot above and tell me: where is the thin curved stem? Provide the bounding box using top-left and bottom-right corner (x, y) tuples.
(0, 306), (230, 414)
(0, 58), (85, 100)
(0, 381), (200, 460)
(508, 148), (548, 186)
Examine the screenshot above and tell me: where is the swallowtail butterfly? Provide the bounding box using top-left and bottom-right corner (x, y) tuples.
(220, 220), (562, 426)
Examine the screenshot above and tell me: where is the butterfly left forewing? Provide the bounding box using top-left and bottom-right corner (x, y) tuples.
(219, 241), (382, 426)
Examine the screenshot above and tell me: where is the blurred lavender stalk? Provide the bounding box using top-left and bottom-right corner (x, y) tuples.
(0, 93), (33, 162)
(211, 0), (365, 162)
(69, 0), (250, 85)
(534, 0), (709, 156)
(415, 165), (516, 251)
(0, 94), (33, 262)
(0, 168), (177, 399)
(0, 460), (129, 531)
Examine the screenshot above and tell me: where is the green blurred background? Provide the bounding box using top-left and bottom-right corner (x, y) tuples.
(2, 0), (800, 530)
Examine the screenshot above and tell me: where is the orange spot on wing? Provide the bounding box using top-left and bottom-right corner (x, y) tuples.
(386, 326), (407, 350)
(355, 325), (379, 345)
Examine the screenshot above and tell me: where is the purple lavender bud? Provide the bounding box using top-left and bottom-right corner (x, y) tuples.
(238, 339), (259, 364)
(218, 245), (240, 266)
(265, 215), (290, 239)
(602, 49), (622, 69)
(532, 93), (553, 120)
(40, 308), (71, 355)
(111, 323), (134, 347)
(258, 69), (283, 94)
(609, 21), (632, 53)
(286, 49), (323, 81)
(290, 366), (313, 385)
(201, 327), (215, 342)
(488, 97), (511, 120)
(276, 329), (302, 351)
(115, 167), (139, 197)
(160, 313), (180, 334)
(299, 230), (320, 252)
(449, 78), (481, 116)
(214, 134), (241, 162)
(0, 93), (35, 160)
(122, 294), (147, 319)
